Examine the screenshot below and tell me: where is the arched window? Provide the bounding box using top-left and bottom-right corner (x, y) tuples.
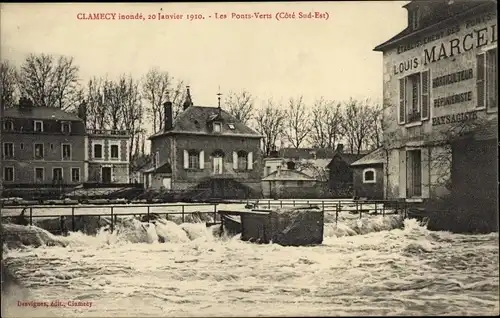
(363, 168), (376, 183)
(3, 120), (14, 131)
(188, 150), (200, 169)
(237, 151), (248, 171)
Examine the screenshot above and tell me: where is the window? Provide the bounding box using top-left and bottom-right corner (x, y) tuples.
(3, 143), (14, 159)
(34, 120), (44, 132)
(234, 151), (248, 171)
(155, 151), (160, 168)
(50, 143), (54, 150)
(34, 143), (44, 159)
(61, 122), (71, 134)
(71, 168), (80, 182)
(20, 143), (24, 150)
(477, 47), (497, 111)
(406, 150), (422, 197)
(94, 144), (103, 159)
(62, 144), (71, 160)
(3, 167), (14, 182)
(399, 70), (430, 124)
(228, 123), (235, 130)
(52, 168), (63, 183)
(3, 120), (14, 131)
(266, 166), (271, 176)
(213, 122), (222, 133)
(212, 150), (224, 175)
(34, 168), (44, 183)
(184, 150), (203, 170)
(110, 144), (119, 159)
(363, 168), (376, 183)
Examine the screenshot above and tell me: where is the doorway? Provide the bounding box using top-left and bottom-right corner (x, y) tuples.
(102, 167), (112, 183)
(406, 149), (422, 197)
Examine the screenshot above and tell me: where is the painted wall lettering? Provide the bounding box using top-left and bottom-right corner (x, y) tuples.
(432, 110), (478, 126)
(393, 57), (419, 75)
(434, 91), (473, 108)
(423, 24), (497, 65)
(432, 69), (473, 88)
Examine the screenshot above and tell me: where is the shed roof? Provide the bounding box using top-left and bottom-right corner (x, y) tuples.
(351, 148), (386, 167)
(262, 169), (316, 182)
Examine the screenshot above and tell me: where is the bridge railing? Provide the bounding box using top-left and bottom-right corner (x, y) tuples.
(1, 203), (220, 233)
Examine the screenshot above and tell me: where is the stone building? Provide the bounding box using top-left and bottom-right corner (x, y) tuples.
(146, 87), (263, 199)
(373, 0), (497, 202)
(350, 148), (387, 200)
(2, 99), (86, 185)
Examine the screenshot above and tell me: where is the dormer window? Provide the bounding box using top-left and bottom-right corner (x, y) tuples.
(34, 120), (43, 132)
(61, 122), (71, 134)
(213, 122), (222, 133)
(3, 120), (14, 131)
(228, 123), (235, 130)
(410, 8), (420, 31)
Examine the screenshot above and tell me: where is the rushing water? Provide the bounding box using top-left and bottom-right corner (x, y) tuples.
(2, 213), (499, 317)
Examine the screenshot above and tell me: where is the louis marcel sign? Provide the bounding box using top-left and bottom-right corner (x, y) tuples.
(393, 14), (497, 75)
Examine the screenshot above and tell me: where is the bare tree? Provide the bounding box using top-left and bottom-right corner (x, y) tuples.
(224, 90), (255, 125)
(142, 68), (179, 133)
(367, 102), (385, 150)
(0, 60), (18, 109)
(342, 98), (377, 154)
(103, 74), (143, 159)
(283, 96), (311, 148)
(84, 77), (110, 130)
(17, 53), (80, 110)
(254, 99), (286, 156)
(309, 98), (344, 148)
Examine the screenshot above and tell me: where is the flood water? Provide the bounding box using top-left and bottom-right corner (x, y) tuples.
(1, 208), (499, 317)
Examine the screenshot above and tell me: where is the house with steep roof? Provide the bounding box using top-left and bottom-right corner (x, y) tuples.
(351, 148), (387, 200)
(146, 87), (264, 199)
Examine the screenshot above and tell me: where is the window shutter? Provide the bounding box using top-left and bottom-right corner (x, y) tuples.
(247, 152), (253, 170)
(477, 53), (485, 108)
(399, 78), (406, 124)
(486, 48), (497, 111)
(233, 151), (238, 170)
(183, 150), (189, 169)
(421, 70), (430, 120)
(199, 150), (205, 169)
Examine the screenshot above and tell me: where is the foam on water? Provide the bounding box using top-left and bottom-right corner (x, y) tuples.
(2, 213), (499, 317)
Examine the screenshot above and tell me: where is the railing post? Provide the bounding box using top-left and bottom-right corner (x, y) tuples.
(335, 202), (339, 224)
(110, 207), (114, 233)
(293, 200), (295, 206)
(360, 202), (363, 219)
(29, 207), (33, 226)
(147, 206), (150, 223)
(322, 201), (325, 211)
(213, 204), (217, 222)
(268, 200), (271, 209)
(71, 207), (75, 231)
(182, 205), (185, 223)
(280, 200), (283, 208)
(374, 203), (377, 215)
(382, 202), (385, 217)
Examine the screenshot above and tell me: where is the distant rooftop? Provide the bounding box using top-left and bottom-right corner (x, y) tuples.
(3, 106), (82, 122)
(351, 148), (386, 167)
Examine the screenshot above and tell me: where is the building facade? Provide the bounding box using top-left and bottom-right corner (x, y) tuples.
(374, 0), (497, 201)
(2, 99), (86, 185)
(147, 88), (263, 198)
(86, 129), (130, 184)
(1, 100), (132, 186)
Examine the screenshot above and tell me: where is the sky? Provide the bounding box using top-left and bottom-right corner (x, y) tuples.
(1, 1), (409, 144)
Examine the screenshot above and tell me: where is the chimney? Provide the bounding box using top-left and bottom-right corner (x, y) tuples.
(78, 102), (87, 121)
(164, 93), (173, 131)
(336, 144), (344, 153)
(183, 86), (193, 110)
(286, 161), (296, 170)
(19, 96), (34, 109)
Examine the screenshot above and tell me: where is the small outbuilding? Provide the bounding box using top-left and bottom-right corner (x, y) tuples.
(350, 148), (386, 200)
